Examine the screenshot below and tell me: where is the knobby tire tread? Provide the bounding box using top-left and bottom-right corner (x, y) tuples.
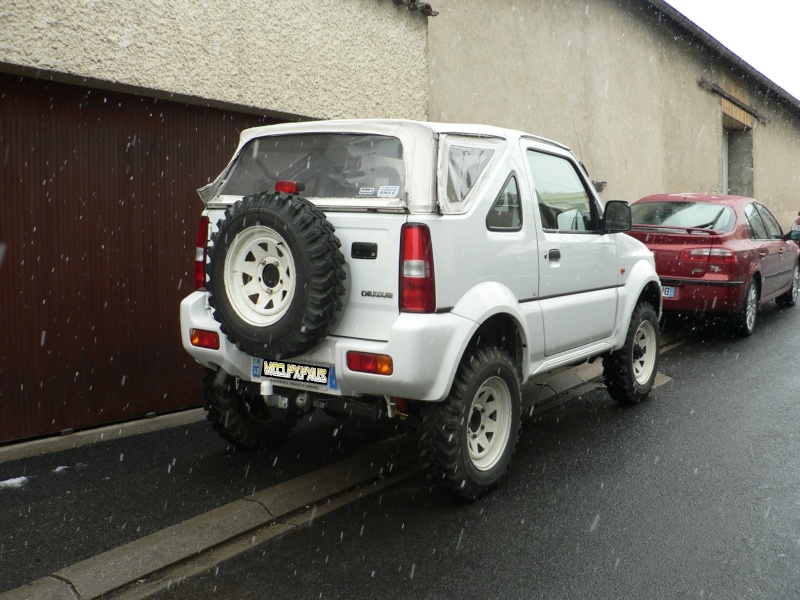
(203, 369), (296, 450)
(206, 191), (346, 360)
(418, 345), (520, 500)
(603, 302), (659, 405)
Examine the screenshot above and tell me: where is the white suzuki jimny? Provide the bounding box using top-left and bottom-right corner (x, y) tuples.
(181, 119), (661, 499)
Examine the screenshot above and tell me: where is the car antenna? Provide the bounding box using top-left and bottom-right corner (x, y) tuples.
(569, 111), (584, 164)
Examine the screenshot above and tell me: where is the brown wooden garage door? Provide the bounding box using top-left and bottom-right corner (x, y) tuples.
(0, 73), (283, 443)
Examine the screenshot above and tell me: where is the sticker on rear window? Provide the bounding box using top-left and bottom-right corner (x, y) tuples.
(359, 187), (375, 196)
(377, 185), (400, 198)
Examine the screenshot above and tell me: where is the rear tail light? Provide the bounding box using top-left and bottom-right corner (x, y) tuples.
(399, 223), (436, 313)
(679, 247), (736, 264)
(190, 328), (219, 350)
(194, 216), (210, 290)
(346, 351), (393, 375)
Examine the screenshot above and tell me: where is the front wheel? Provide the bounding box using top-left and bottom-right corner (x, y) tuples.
(603, 302), (659, 405)
(419, 345), (521, 500)
(776, 263), (799, 308)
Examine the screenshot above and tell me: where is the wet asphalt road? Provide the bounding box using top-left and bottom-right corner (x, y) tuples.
(0, 410), (404, 593)
(153, 303), (800, 599)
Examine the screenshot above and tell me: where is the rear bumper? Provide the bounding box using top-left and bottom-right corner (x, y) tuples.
(660, 277), (745, 313)
(180, 291), (473, 402)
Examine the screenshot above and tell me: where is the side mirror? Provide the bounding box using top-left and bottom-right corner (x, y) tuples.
(603, 200), (631, 233)
(784, 229), (800, 242)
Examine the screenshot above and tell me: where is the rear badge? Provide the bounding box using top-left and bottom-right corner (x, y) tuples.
(361, 290), (394, 299)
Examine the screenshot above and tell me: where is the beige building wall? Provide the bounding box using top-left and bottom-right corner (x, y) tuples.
(751, 96), (800, 225)
(0, 0), (429, 121)
(428, 0), (800, 228)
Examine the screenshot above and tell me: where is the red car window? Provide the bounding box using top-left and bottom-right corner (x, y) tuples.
(755, 204), (784, 240)
(744, 204), (769, 240)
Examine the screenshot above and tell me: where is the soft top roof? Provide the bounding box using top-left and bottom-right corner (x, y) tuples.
(237, 118), (567, 150)
(200, 119), (574, 212)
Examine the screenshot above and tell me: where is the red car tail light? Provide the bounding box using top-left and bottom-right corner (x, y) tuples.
(399, 223), (436, 313)
(347, 351), (393, 375)
(190, 328), (220, 349)
(194, 216), (210, 290)
(679, 247), (736, 264)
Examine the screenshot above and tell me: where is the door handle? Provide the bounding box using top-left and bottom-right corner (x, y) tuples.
(759, 250), (768, 257)
(548, 249), (561, 261)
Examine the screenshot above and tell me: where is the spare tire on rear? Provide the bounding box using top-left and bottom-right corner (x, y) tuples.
(206, 191), (346, 360)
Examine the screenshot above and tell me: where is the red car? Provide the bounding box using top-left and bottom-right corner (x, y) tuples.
(629, 193), (800, 336)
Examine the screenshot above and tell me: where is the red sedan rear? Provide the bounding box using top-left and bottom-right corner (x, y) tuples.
(629, 193), (800, 336)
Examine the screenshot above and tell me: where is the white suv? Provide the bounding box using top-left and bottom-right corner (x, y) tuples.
(180, 119), (661, 499)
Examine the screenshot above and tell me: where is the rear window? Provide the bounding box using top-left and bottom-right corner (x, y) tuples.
(219, 134), (404, 199)
(631, 201), (736, 233)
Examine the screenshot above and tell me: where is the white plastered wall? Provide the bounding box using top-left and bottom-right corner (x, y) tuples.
(0, 0), (429, 121)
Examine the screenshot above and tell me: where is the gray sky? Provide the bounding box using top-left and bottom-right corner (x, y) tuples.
(664, 0), (800, 101)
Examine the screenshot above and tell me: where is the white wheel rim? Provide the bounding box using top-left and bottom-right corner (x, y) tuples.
(223, 225), (296, 327)
(467, 376), (512, 471)
(632, 319), (657, 386)
(745, 283), (757, 331)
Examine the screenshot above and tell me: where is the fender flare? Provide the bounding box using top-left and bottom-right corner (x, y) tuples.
(450, 282), (535, 379)
(614, 258), (662, 348)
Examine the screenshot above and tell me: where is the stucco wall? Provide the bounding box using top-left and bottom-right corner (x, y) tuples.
(428, 0), (800, 227)
(0, 0), (429, 121)
(751, 98), (800, 227)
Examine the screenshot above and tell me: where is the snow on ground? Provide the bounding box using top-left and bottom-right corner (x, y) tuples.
(0, 476), (28, 489)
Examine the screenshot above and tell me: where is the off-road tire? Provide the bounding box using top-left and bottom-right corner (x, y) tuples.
(603, 302), (659, 405)
(203, 369), (297, 450)
(776, 262), (799, 308)
(419, 345), (521, 500)
(206, 191), (346, 360)
(732, 278), (759, 336)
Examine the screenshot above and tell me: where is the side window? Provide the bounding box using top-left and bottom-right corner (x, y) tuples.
(486, 175), (522, 231)
(526, 150), (597, 232)
(446, 146), (494, 204)
(744, 204), (769, 239)
(755, 204), (783, 239)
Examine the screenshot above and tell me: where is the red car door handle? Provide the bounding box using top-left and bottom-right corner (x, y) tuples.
(759, 251), (768, 257)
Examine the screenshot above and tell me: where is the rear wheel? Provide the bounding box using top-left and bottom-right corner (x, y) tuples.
(419, 345), (521, 500)
(733, 278), (759, 336)
(203, 369), (297, 450)
(603, 302), (659, 405)
(776, 263), (799, 308)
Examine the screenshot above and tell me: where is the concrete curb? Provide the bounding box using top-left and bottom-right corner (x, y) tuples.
(0, 409), (206, 465)
(0, 434), (419, 600)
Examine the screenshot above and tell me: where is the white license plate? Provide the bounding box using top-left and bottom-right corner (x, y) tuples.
(662, 286), (675, 299)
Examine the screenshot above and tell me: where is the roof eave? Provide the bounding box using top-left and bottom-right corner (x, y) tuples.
(644, 0), (800, 115)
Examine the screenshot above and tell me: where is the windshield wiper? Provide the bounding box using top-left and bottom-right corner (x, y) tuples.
(691, 208), (725, 229)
